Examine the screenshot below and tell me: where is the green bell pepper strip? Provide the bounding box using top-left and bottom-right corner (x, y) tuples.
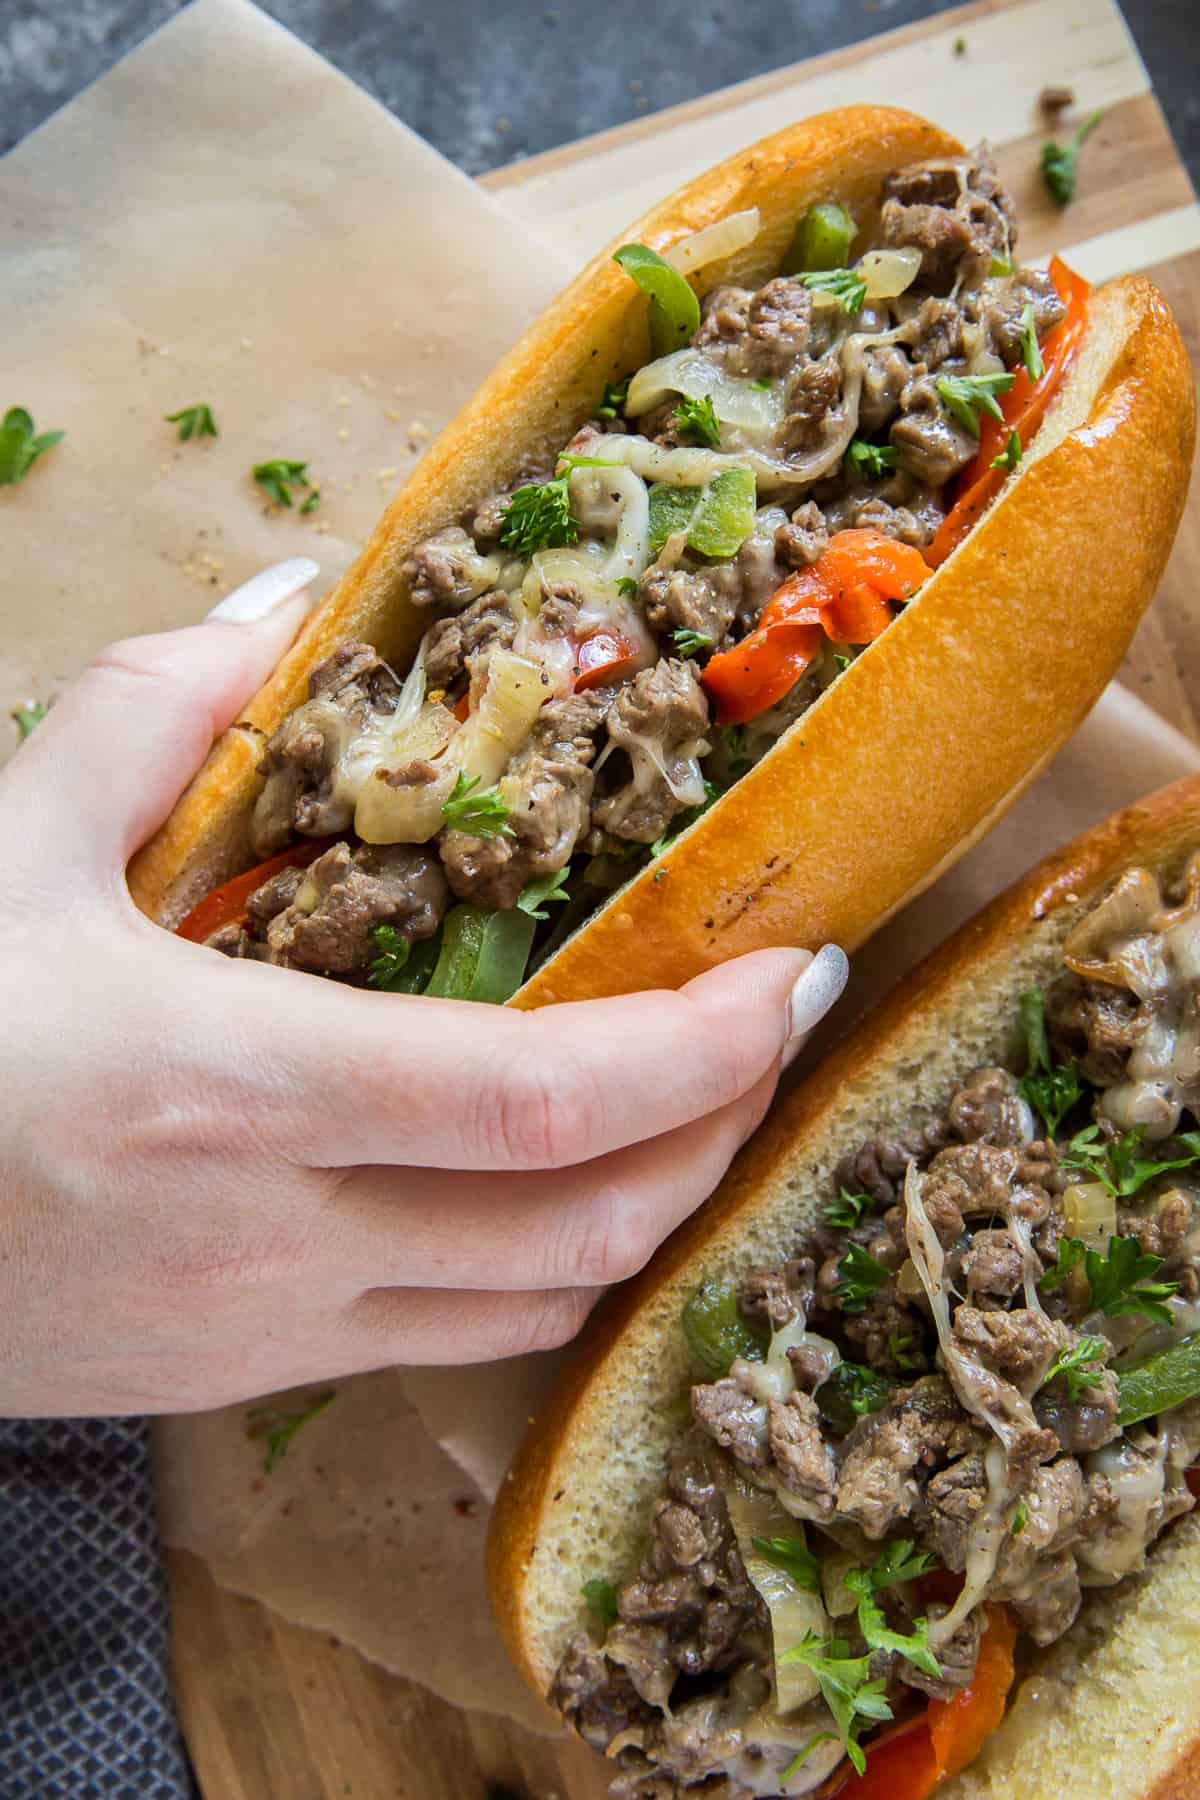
(424, 905), (536, 1005)
(614, 244), (702, 355)
(646, 467), (757, 560)
(682, 1281), (769, 1379)
(784, 202), (855, 275)
(1116, 1331), (1200, 1427)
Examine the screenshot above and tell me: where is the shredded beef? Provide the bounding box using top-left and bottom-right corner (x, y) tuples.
(948, 1067), (1034, 1147)
(881, 148), (1015, 290)
(836, 1377), (981, 1538)
(399, 525), (500, 609)
(440, 690), (607, 910)
(775, 500), (829, 568)
(592, 659), (711, 844)
(690, 1380), (769, 1473)
(251, 644), (401, 856)
(768, 1392), (838, 1517)
(780, 357), (843, 453)
(1046, 969), (1151, 1085)
(423, 590), (516, 691)
(263, 841), (447, 974)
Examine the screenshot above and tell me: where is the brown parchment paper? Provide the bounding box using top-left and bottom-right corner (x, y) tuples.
(5, 0), (1199, 1741)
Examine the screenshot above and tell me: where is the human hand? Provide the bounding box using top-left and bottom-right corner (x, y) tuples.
(0, 561), (847, 1416)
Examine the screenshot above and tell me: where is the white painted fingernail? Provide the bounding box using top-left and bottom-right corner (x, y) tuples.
(206, 557), (320, 624)
(783, 944), (849, 1066)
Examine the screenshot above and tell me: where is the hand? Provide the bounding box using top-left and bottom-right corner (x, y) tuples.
(0, 561), (847, 1416)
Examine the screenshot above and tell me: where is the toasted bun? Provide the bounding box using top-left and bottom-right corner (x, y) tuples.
(127, 108), (1194, 996)
(488, 774), (1200, 1797)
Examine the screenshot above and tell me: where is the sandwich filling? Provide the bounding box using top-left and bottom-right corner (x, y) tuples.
(550, 857), (1200, 1798)
(189, 148), (1082, 998)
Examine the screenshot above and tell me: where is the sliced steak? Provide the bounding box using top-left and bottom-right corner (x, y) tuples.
(264, 841), (447, 974)
(400, 525), (500, 609)
(424, 590), (516, 691)
(592, 659), (711, 844)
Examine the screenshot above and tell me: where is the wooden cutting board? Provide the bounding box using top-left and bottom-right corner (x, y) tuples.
(170, 0), (1200, 1794)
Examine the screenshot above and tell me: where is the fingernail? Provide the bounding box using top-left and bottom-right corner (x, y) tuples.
(206, 557), (320, 624)
(783, 944), (849, 1067)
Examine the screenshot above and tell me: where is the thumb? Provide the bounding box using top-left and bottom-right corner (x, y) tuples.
(8, 558), (319, 875)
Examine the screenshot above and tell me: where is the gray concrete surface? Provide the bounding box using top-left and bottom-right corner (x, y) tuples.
(0, 0), (1196, 185)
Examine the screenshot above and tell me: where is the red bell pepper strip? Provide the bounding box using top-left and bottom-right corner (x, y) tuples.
(176, 839), (331, 944)
(701, 530), (928, 726)
(1186, 1467), (1200, 1501)
(925, 256), (1090, 568)
(575, 627), (643, 691)
(833, 1604), (1016, 1799)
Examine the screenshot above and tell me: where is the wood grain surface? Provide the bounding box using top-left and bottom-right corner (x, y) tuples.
(171, 1), (1200, 1795)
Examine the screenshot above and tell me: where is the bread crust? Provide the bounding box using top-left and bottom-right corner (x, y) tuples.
(127, 107), (1194, 972)
(488, 774), (1200, 1798)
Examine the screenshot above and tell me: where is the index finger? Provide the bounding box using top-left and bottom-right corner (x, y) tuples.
(175, 938), (842, 1172)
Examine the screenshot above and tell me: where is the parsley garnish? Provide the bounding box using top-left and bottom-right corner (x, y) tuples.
(991, 429), (1023, 473)
(824, 1187), (873, 1230)
(595, 377), (630, 420)
(1044, 1334), (1109, 1400)
(1041, 110), (1104, 207)
(846, 438), (899, 479)
(673, 393), (721, 448)
(802, 268), (868, 314)
(864, 1539), (936, 1590)
(0, 407), (64, 486)
(616, 576), (639, 598)
(1061, 1122), (1200, 1198)
(165, 402), (218, 441)
(752, 376), (774, 390)
(934, 372), (1016, 438)
(953, 33), (966, 53)
(517, 868), (571, 920)
(1043, 1232), (1178, 1324)
(779, 1634), (891, 1776)
(833, 1243), (890, 1314)
(1015, 987), (1083, 1134)
(11, 700), (48, 739)
(498, 476), (577, 556)
(671, 628), (713, 658)
(580, 1577), (619, 1631)
(888, 1330), (921, 1371)
(781, 1735), (840, 1785)
(441, 771), (514, 839)
(1010, 1499), (1028, 1535)
(253, 458), (312, 507)
(845, 1569), (940, 1677)
(834, 649), (852, 672)
(1017, 302), (1045, 382)
(367, 923), (412, 990)
(246, 1390), (336, 1473)
(300, 488), (321, 515)
(752, 1533), (821, 1592)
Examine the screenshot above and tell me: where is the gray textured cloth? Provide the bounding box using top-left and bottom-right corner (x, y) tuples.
(0, 1417), (193, 1798)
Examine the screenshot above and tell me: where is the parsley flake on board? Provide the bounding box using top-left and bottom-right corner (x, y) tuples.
(11, 700), (48, 740)
(1041, 110), (1104, 207)
(253, 458), (312, 507)
(165, 402), (218, 441)
(0, 407), (64, 486)
(246, 1390), (336, 1473)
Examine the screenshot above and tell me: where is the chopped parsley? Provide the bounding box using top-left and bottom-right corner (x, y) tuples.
(246, 1389), (336, 1473)
(11, 699), (48, 739)
(1043, 1232), (1179, 1325)
(580, 1577), (619, 1631)
(517, 868), (571, 920)
(1041, 109), (1104, 207)
(441, 771), (514, 839)
(752, 1532), (821, 1592)
(833, 649), (852, 672)
(673, 392), (721, 448)
(300, 488), (321, 515)
(934, 372), (1016, 437)
(1015, 988), (1083, 1134)
(671, 628), (714, 658)
(165, 402), (218, 441)
(1010, 1499), (1028, 1535)
(801, 267), (868, 314)
(845, 1569), (940, 1677)
(833, 1242), (890, 1314)
(1060, 1122), (1200, 1198)
(498, 475), (577, 555)
(1044, 1334), (1109, 1400)
(595, 377), (630, 420)
(0, 406), (64, 486)
(367, 923), (412, 990)
(779, 1634), (891, 1776)
(824, 1187), (873, 1230)
(990, 429), (1023, 473)
(253, 458), (312, 507)
(888, 1330), (921, 1372)
(863, 1538), (936, 1590)
(846, 438), (899, 479)
(752, 375), (774, 390)
(1017, 302), (1045, 382)
(616, 576), (639, 598)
